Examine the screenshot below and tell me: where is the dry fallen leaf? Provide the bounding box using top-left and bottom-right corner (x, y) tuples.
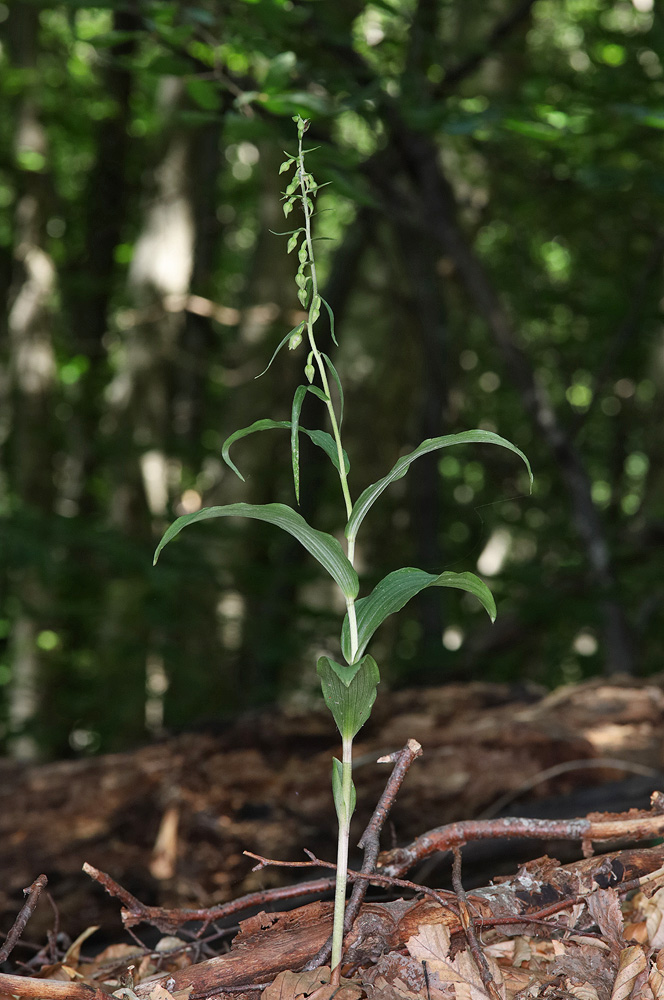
(263, 968), (363, 1000)
(587, 889), (625, 955)
(610, 945), (647, 1000)
(565, 982), (600, 1000)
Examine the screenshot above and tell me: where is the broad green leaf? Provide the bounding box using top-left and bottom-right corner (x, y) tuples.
(317, 654), (380, 740)
(341, 568), (496, 663)
(255, 324), (304, 379)
(154, 502), (359, 599)
(221, 419), (349, 481)
(322, 353), (344, 426)
(346, 431), (532, 544)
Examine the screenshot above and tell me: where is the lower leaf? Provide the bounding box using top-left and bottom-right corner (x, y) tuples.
(317, 654), (380, 740)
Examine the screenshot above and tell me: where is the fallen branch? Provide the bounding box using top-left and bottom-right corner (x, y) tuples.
(378, 790), (664, 876)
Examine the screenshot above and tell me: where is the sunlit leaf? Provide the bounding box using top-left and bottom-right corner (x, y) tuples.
(346, 431), (532, 544)
(341, 568), (496, 663)
(154, 503), (359, 599)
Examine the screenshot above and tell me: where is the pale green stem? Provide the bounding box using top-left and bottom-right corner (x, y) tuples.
(330, 734), (353, 980)
(296, 132), (359, 662)
(296, 129), (359, 975)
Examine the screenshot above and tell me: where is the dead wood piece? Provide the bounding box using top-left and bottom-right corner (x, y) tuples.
(131, 844), (664, 998)
(0, 972), (111, 999)
(132, 902), (334, 998)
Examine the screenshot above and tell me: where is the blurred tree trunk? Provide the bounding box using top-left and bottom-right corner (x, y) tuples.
(100, 77), (197, 742)
(62, 7), (138, 519)
(6, 2), (58, 757)
(399, 226), (450, 668)
(391, 128), (636, 675)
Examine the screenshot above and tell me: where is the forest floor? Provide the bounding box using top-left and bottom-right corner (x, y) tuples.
(2, 675), (664, 999)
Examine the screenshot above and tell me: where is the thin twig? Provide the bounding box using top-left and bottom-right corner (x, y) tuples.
(0, 875), (48, 964)
(245, 849), (460, 918)
(451, 849), (501, 1000)
(83, 862), (335, 933)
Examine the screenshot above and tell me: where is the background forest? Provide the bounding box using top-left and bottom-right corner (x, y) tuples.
(1, 0), (663, 760)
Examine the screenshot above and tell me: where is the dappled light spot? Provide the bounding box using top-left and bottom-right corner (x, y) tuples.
(477, 527), (511, 577)
(442, 626), (464, 651)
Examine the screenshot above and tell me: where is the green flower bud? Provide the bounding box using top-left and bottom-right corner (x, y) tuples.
(305, 363), (315, 383)
(289, 331), (303, 351)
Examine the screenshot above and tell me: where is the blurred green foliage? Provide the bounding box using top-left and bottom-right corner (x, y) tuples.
(1, 0), (663, 758)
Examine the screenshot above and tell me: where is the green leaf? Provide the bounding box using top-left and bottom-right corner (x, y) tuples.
(346, 431), (532, 544)
(332, 757), (344, 820)
(154, 502), (359, 599)
(331, 758), (356, 824)
(222, 418), (288, 480)
(320, 297), (338, 345)
(291, 383), (337, 500)
(221, 419), (348, 480)
(317, 654), (380, 740)
(341, 568), (496, 663)
(255, 324), (304, 378)
(306, 429), (350, 475)
(306, 385), (329, 404)
(291, 385), (307, 503)
(322, 353), (344, 426)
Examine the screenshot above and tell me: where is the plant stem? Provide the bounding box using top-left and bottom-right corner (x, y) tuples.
(296, 130), (359, 662)
(295, 126), (359, 975)
(330, 735), (353, 980)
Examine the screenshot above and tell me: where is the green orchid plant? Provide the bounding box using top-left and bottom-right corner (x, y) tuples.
(154, 115), (532, 976)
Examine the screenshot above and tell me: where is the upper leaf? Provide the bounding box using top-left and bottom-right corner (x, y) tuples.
(222, 419), (349, 481)
(346, 431), (532, 544)
(340, 567), (496, 663)
(154, 502), (359, 599)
